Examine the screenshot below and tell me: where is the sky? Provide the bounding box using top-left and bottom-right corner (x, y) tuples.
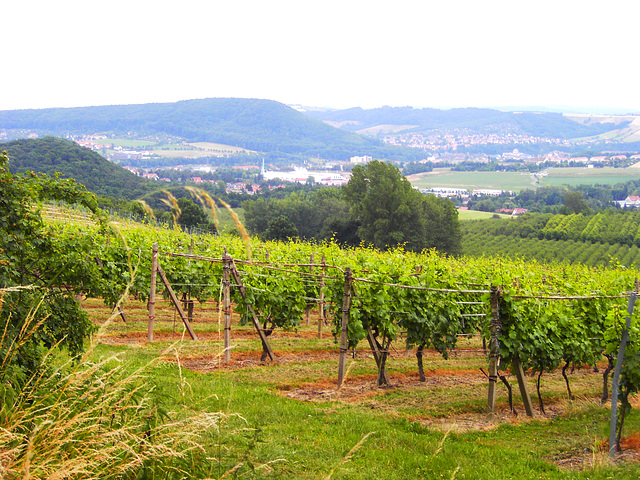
(3, 0), (640, 113)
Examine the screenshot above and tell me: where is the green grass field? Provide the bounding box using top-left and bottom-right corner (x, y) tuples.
(457, 209), (513, 221)
(408, 167), (640, 192)
(408, 169), (537, 192)
(540, 167), (640, 187)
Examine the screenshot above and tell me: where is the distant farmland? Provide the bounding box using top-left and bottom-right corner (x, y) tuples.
(408, 167), (640, 192)
(407, 169), (535, 192)
(539, 167), (640, 187)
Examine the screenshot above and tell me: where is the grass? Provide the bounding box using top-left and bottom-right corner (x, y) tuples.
(105, 138), (158, 148)
(458, 210), (513, 221)
(539, 167), (640, 188)
(408, 169), (538, 192)
(408, 167), (640, 193)
(79, 298), (640, 479)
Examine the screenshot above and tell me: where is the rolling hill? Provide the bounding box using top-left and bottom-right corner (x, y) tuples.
(1, 137), (153, 200)
(0, 98), (422, 162)
(304, 105), (629, 139)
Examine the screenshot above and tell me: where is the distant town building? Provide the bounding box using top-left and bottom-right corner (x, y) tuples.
(425, 187), (469, 198)
(350, 155), (372, 164)
(473, 189), (504, 196)
(619, 196), (640, 208)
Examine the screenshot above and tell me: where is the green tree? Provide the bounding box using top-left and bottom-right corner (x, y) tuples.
(343, 160), (461, 254)
(264, 215), (299, 241)
(176, 197), (210, 230)
(563, 190), (591, 214)
(0, 151), (104, 391)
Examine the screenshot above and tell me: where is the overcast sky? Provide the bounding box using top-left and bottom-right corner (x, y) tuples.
(3, 0), (639, 113)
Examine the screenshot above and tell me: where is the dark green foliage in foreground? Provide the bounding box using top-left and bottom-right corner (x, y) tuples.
(1, 136), (154, 200)
(0, 151), (103, 394)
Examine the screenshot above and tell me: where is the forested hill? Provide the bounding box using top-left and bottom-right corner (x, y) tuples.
(0, 98), (421, 162)
(304, 106), (624, 139)
(1, 137), (153, 200)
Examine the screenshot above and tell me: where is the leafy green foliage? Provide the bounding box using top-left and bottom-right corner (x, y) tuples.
(2, 137), (154, 200)
(344, 161), (461, 254)
(0, 150), (105, 390)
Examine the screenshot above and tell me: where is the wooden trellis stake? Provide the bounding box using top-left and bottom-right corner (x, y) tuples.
(148, 242), (159, 342)
(609, 280), (639, 456)
(157, 265), (198, 340)
(487, 285), (501, 414)
(305, 254), (314, 325)
(222, 252), (232, 364)
(512, 355), (534, 417)
(229, 259), (276, 363)
(318, 254), (326, 339)
(487, 285), (533, 417)
(337, 268), (353, 388)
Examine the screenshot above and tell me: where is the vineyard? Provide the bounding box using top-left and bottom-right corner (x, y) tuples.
(40, 208), (640, 434)
(3, 197), (640, 478)
(462, 211), (640, 268)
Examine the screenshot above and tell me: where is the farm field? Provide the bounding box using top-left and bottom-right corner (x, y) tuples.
(539, 167), (640, 188)
(408, 167), (640, 193)
(103, 137), (253, 159)
(407, 169), (535, 192)
(457, 209), (513, 221)
(81, 296), (640, 479)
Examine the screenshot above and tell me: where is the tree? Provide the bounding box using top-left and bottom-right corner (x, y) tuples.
(176, 197), (210, 230)
(563, 190), (590, 215)
(343, 160), (461, 254)
(264, 215), (299, 241)
(0, 151), (104, 389)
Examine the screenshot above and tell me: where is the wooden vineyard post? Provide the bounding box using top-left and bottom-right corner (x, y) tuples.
(183, 237), (195, 323)
(318, 254), (326, 339)
(229, 260), (276, 362)
(114, 304), (128, 323)
(337, 268), (353, 388)
(512, 355), (534, 417)
(222, 252), (232, 364)
(487, 285), (501, 414)
(157, 265), (198, 340)
(148, 242), (158, 342)
(609, 282), (638, 457)
(306, 254), (314, 325)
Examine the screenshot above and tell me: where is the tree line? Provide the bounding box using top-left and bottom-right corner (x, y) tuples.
(243, 161), (461, 255)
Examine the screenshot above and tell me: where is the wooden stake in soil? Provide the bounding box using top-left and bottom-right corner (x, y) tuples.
(222, 253), (232, 364)
(229, 259), (276, 363)
(609, 286), (638, 456)
(148, 242), (159, 342)
(157, 265), (198, 340)
(306, 254), (314, 325)
(512, 355), (534, 417)
(337, 268), (353, 389)
(318, 254), (326, 339)
(487, 285), (501, 414)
